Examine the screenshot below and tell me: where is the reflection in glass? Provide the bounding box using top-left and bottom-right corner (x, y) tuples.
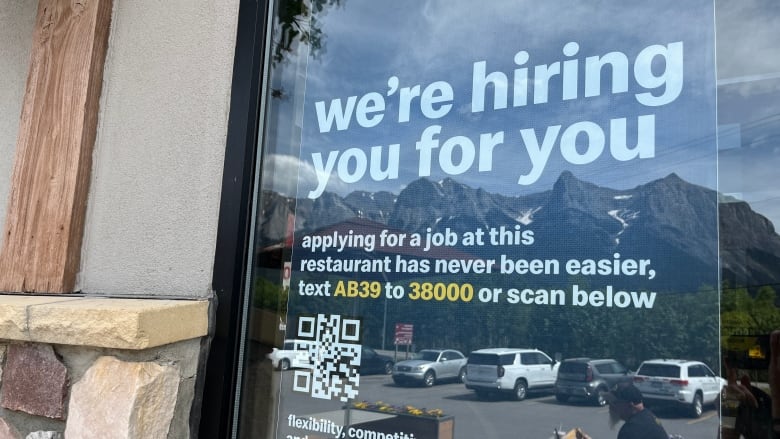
(232, 0), (780, 437)
(717, 9), (780, 438)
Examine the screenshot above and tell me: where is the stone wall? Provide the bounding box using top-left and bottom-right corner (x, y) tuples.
(0, 340), (201, 439)
(0, 295), (209, 438)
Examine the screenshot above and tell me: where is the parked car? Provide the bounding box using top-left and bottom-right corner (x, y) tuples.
(267, 339), (315, 370)
(554, 358), (633, 406)
(632, 359), (725, 417)
(360, 346), (394, 375)
(392, 349), (467, 387)
(464, 348), (559, 400)
(267, 341), (393, 375)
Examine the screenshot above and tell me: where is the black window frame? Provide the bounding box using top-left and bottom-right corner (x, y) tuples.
(198, 0), (271, 438)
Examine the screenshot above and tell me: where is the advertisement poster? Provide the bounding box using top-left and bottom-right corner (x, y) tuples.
(273, 1), (718, 437)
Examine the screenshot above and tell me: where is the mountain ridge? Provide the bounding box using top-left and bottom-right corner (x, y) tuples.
(259, 173), (780, 292)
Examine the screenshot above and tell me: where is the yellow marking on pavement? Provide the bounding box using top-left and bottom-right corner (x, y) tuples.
(688, 411), (717, 424)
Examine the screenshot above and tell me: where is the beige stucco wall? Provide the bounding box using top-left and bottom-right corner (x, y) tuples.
(0, 3), (37, 251)
(78, 1), (241, 297)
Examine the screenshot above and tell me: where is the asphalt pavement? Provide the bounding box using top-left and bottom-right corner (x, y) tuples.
(268, 371), (721, 439)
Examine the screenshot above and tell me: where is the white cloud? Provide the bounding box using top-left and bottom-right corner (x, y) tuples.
(263, 154), (347, 197)
(716, 0), (780, 80)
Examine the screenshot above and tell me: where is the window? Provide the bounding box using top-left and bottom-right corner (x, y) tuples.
(638, 364), (681, 378)
(209, 0), (780, 437)
(595, 364), (613, 374)
(688, 365), (706, 378)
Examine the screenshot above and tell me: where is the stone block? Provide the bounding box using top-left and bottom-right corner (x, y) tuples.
(0, 295), (208, 349)
(0, 418), (21, 439)
(0, 344), (67, 419)
(0, 297), (77, 341)
(25, 433), (62, 439)
(32, 297), (207, 349)
(65, 356), (179, 439)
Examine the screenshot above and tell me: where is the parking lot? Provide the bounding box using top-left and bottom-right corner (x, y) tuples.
(271, 371), (721, 439)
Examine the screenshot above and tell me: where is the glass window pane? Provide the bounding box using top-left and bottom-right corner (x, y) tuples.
(229, 0), (780, 437)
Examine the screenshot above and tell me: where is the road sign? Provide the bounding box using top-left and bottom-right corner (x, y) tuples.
(394, 323), (413, 345)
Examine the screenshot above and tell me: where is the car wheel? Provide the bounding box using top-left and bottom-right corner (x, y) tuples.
(593, 387), (608, 406)
(689, 392), (703, 418)
(458, 367), (466, 383)
(279, 359), (291, 371)
(423, 371), (436, 387)
(514, 379), (528, 401)
(555, 394), (570, 403)
(383, 362), (393, 375)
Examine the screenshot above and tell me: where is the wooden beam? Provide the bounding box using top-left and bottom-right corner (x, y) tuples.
(0, 0), (112, 293)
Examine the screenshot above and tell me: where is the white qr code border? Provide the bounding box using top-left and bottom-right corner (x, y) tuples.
(291, 314), (362, 402)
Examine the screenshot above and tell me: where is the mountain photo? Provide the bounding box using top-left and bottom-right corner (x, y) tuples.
(261, 172), (780, 293)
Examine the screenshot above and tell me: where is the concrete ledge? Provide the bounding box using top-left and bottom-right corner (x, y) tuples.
(0, 295), (208, 349)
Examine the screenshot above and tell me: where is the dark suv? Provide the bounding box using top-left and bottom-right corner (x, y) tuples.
(554, 358), (633, 406)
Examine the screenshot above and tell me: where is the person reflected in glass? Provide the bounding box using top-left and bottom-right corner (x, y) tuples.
(575, 383), (668, 439)
(721, 356), (759, 439)
(735, 374), (771, 438)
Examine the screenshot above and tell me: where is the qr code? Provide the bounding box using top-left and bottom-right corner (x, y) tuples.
(292, 314), (362, 402)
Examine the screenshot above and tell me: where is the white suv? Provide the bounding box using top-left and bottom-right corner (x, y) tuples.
(464, 348), (559, 400)
(266, 339), (315, 370)
(632, 359), (725, 417)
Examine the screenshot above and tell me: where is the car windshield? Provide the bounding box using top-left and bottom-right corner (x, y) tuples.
(637, 363), (681, 378)
(415, 351), (440, 362)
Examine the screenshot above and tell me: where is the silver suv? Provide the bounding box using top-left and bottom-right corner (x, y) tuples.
(392, 349), (467, 387)
(464, 348), (559, 400)
(632, 359), (725, 417)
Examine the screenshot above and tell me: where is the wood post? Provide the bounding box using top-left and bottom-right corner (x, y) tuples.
(0, 0), (112, 293)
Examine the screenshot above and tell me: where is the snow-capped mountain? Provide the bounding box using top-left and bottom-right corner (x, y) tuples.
(257, 172), (780, 292)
